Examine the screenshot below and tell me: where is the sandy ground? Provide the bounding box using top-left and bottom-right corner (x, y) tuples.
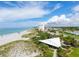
(0, 30), (41, 57)
(7, 41), (40, 57)
(0, 41), (40, 57)
(0, 30), (31, 46)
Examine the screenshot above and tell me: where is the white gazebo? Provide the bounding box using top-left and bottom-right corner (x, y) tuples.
(39, 37), (61, 48)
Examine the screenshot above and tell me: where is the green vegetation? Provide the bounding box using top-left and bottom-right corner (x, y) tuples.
(57, 47), (79, 57)
(62, 36), (75, 46)
(22, 29), (54, 57)
(22, 32), (37, 38)
(69, 47), (79, 57)
(35, 31), (52, 39)
(49, 27), (79, 57)
(64, 32), (79, 39)
(57, 46), (72, 57)
(31, 30), (54, 57)
(55, 27), (79, 31)
(38, 43), (53, 57)
(57, 48), (68, 57)
(1, 27), (79, 57)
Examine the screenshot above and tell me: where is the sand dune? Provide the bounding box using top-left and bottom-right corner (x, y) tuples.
(0, 41), (41, 57)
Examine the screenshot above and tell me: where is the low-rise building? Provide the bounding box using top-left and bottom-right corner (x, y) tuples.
(39, 37), (61, 48)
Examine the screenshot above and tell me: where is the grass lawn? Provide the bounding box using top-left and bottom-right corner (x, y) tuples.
(58, 47), (79, 57)
(69, 47), (79, 57)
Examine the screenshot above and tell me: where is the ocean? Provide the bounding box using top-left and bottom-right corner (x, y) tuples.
(0, 27), (32, 35)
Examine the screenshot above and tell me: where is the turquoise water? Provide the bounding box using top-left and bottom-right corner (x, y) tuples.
(0, 27), (32, 35)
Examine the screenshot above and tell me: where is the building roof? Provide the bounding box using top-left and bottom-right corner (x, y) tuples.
(39, 37), (61, 48)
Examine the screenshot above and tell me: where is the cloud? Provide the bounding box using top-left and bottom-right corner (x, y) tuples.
(47, 15), (70, 23)
(68, 5), (79, 22)
(0, 7), (49, 22)
(46, 14), (79, 26)
(0, 1), (50, 22)
(40, 14), (71, 26)
(73, 5), (79, 12)
(46, 13), (79, 26)
(69, 13), (79, 22)
(0, 1), (62, 22)
(0, 1), (63, 28)
(52, 3), (62, 12)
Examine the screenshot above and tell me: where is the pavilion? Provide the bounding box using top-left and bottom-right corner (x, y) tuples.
(39, 37), (61, 48)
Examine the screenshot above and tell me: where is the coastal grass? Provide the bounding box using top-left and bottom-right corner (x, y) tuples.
(0, 28), (54, 57)
(30, 30), (54, 57)
(22, 29), (38, 38)
(22, 28), (54, 57)
(0, 40), (41, 57)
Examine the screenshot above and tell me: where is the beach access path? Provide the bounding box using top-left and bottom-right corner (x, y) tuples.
(0, 30), (31, 46)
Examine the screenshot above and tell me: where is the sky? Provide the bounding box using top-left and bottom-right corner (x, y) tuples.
(0, 1), (79, 28)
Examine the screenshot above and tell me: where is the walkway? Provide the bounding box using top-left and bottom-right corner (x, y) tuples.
(53, 49), (57, 57)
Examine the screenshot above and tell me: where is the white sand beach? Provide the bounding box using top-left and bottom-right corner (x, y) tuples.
(0, 30), (31, 46)
(0, 29), (41, 57)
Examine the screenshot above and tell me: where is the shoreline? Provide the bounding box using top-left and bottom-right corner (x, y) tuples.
(0, 28), (32, 36)
(0, 29), (31, 46)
